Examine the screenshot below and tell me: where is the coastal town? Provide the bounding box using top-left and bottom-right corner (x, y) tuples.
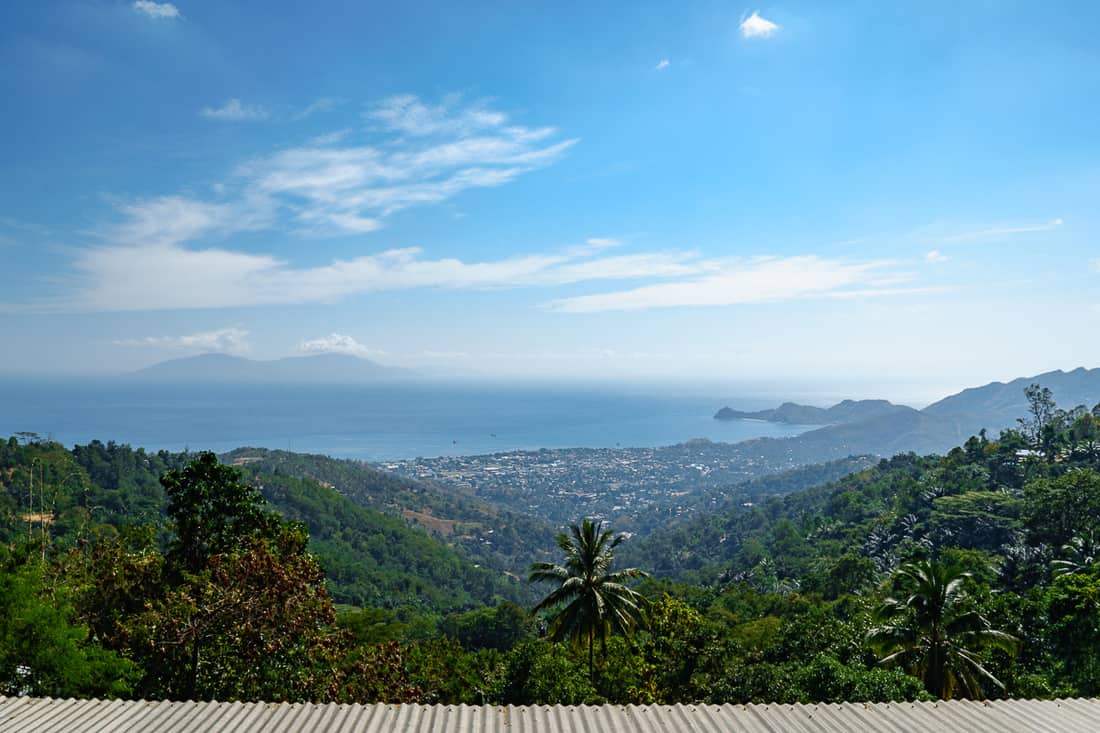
(379, 439), (810, 533)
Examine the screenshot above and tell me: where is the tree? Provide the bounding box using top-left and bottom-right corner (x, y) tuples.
(1018, 384), (1065, 460)
(440, 602), (534, 652)
(129, 525), (344, 701)
(160, 452), (278, 575)
(1052, 531), (1100, 578)
(0, 553), (138, 698)
(1046, 571), (1100, 695)
(1023, 470), (1100, 548)
(529, 519), (648, 680)
(62, 455), (370, 702)
(866, 560), (1018, 699)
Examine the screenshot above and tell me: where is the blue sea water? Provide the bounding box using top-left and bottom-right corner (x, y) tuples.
(0, 378), (815, 461)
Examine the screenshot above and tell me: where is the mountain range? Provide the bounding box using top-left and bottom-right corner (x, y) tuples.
(133, 353), (416, 382)
(717, 367), (1100, 460)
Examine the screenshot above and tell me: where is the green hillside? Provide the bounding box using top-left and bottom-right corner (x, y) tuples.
(221, 447), (558, 575)
(1, 437), (515, 611)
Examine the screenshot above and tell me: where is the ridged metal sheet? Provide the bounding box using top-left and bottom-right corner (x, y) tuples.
(3, 698), (1100, 733)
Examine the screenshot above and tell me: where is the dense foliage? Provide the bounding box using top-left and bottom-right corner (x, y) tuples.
(2, 383), (1100, 703)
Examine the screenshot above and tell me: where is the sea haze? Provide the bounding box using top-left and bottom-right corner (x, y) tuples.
(0, 378), (816, 461)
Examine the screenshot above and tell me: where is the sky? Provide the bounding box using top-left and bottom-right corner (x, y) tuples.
(1, 1), (1099, 396)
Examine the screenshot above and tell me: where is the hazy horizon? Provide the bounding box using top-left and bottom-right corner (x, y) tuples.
(6, 357), (1097, 410)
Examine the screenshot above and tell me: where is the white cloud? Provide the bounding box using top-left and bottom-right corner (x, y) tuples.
(566, 237), (622, 257)
(942, 217), (1064, 243)
(87, 95), (575, 250)
(292, 97), (344, 121)
(114, 327), (250, 353)
(63, 235), (725, 311)
(201, 99), (269, 122)
(104, 194), (275, 251)
(367, 94), (511, 137)
(298, 333), (386, 359)
(234, 95), (576, 234)
(546, 256), (908, 313)
(52, 199), (918, 313)
(132, 1), (180, 19)
(81, 94), (576, 254)
(309, 129), (352, 146)
(740, 11), (779, 39)
(654, 59), (670, 71)
(926, 249), (949, 264)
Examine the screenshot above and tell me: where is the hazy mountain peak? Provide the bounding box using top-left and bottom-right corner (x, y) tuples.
(133, 352), (416, 383)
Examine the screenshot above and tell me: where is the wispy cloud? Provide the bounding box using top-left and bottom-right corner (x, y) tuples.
(367, 94), (510, 137)
(108, 195), (263, 247)
(114, 327), (250, 354)
(0, 217), (50, 247)
(201, 98), (269, 122)
(59, 236), (731, 311)
(298, 333), (386, 359)
(740, 11), (779, 39)
(291, 97), (345, 121)
(0, 217), (51, 236)
(654, 59), (670, 71)
(926, 249), (949, 264)
(546, 256), (909, 313)
(235, 94), (576, 234)
(309, 129), (353, 146)
(92, 94), (576, 249)
(51, 242), (918, 313)
(941, 217), (1064, 243)
(132, 1), (181, 19)
(567, 237), (622, 257)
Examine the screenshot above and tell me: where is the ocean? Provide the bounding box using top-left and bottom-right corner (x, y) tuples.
(0, 378), (818, 461)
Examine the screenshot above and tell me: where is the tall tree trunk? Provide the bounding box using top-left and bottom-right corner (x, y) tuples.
(588, 630), (594, 682)
(188, 637), (201, 700)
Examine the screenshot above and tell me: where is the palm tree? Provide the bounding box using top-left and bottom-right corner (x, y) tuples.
(866, 559), (1018, 699)
(1052, 531), (1100, 577)
(529, 519), (648, 679)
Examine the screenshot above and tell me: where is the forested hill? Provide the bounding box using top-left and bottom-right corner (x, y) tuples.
(0, 438), (516, 610)
(629, 394), (1100, 588)
(220, 447), (558, 575)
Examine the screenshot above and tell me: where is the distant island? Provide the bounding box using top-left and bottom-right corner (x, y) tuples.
(714, 399), (910, 425)
(132, 352), (417, 383)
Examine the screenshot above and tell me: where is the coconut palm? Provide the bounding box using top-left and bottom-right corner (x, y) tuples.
(1052, 531), (1100, 578)
(529, 519), (648, 679)
(866, 559), (1018, 699)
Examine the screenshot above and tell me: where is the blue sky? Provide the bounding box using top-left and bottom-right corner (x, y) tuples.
(1, 1), (1098, 396)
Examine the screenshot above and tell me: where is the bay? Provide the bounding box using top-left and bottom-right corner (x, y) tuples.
(0, 378), (816, 461)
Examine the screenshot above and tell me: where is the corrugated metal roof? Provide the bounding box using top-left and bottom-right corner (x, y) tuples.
(2, 697), (1100, 733)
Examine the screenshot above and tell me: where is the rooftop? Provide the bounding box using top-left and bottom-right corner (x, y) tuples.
(2, 698), (1100, 733)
